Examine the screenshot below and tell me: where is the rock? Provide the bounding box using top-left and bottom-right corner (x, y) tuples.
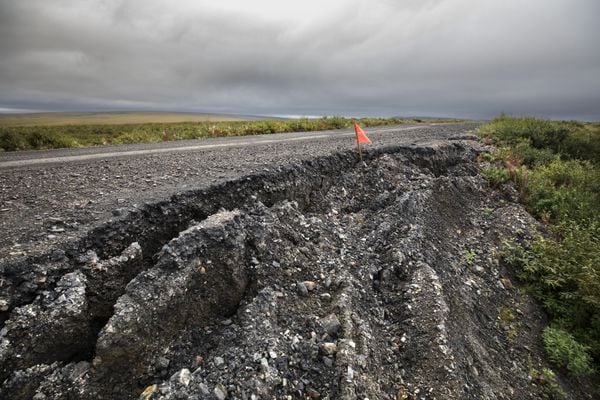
(346, 365), (354, 382)
(198, 383), (210, 395)
(500, 278), (514, 290)
(214, 356), (225, 367)
(303, 281), (317, 291)
(140, 384), (157, 399)
(320, 342), (337, 356)
(214, 383), (227, 400)
(318, 314), (341, 337)
(0, 271), (91, 378)
(112, 208), (127, 217)
(171, 368), (191, 386)
(306, 388), (321, 398)
(159, 385), (171, 397)
(297, 282), (309, 296)
(260, 357), (270, 372)
(50, 249), (65, 261)
(192, 355), (204, 369)
(156, 356), (170, 370)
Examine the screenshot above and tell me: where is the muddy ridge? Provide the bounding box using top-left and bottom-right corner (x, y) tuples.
(0, 141), (585, 399)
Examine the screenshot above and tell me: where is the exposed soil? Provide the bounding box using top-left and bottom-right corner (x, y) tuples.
(0, 129), (596, 399)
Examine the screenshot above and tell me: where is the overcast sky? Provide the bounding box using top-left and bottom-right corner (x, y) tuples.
(1, 0), (599, 119)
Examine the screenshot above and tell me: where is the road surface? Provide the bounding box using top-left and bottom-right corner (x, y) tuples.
(0, 122), (479, 259)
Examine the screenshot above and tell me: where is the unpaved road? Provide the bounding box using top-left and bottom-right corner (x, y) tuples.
(0, 125), (428, 168)
(0, 123), (478, 259)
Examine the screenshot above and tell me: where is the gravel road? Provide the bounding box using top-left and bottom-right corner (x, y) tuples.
(0, 122), (479, 260)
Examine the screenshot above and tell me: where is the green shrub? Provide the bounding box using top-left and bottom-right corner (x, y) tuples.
(513, 140), (557, 167)
(524, 160), (600, 222)
(483, 116), (600, 376)
(501, 220), (600, 371)
(479, 115), (570, 152)
(0, 129), (28, 151)
(527, 357), (567, 400)
(543, 327), (594, 375)
(24, 131), (78, 149)
(481, 166), (510, 187)
(562, 125), (600, 163)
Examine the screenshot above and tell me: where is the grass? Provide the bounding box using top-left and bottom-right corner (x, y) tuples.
(464, 249), (476, 264)
(478, 115), (600, 377)
(528, 354), (567, 399)
(498, 305), (520, 341)
(0, 115), (461, 151)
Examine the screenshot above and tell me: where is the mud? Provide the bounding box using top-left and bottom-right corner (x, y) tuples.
(0, 140), (593, 399)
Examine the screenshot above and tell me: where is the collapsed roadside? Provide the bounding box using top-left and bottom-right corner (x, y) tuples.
(1, 139), (592, 399)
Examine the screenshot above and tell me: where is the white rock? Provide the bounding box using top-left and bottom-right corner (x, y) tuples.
(214, 384), (227, 400)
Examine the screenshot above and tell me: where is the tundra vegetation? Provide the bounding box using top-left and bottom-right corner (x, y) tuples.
(0, 116), (458, 151)
(479, 115), (600, 377)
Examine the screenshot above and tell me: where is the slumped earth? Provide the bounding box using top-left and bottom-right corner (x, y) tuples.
(0, 141), (582, 399)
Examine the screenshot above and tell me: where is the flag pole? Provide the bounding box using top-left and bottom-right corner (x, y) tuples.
(353, 122), (371, 162)
(356, 133), (363, 162)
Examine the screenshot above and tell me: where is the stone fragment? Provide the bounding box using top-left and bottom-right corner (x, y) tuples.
(318, 314), (341, 337)
(214, 384), (227, 400)
(320, 342), (338, 356)
(297, 282), (309, 296)
(139, 384), (157, 399)
(170, 368), (191, 387)
(156, 357), (170, 370)
(214, 357), (225, 367)
(500, 278), (514, 290)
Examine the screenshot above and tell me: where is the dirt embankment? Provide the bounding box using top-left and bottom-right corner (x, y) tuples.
(0, 140), (591, 399)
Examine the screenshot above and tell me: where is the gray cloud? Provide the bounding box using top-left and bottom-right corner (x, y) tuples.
(1, 0), (599, 119)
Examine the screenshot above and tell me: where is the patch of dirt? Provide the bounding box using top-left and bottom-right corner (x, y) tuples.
(0, 141), (595, 399)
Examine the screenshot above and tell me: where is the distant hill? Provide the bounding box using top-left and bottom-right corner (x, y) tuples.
(0, 111), (266, 127)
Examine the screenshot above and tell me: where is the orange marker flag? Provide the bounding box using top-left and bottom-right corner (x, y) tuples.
(354, 122), (371, 162)
(354, 123), (372, 144)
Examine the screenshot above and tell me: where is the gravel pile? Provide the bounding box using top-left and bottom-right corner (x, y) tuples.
(0, 138), (590, 399)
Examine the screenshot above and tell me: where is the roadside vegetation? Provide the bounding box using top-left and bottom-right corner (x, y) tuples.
(478, 115), (600, 377)
(0, 116), (459, 151)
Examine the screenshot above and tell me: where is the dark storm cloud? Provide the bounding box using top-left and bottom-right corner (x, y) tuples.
(1, 0), (599, 119)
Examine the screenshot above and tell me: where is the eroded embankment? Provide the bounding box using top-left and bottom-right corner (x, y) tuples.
(0, 141), (564, 399)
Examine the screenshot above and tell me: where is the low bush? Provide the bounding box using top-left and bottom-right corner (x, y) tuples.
(479, 115), (570, 152)
(0, 129), (28, 151)
(480, 116), (600, 376)
(543, 327), (595, 376)
(480, 166), (510, 187)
